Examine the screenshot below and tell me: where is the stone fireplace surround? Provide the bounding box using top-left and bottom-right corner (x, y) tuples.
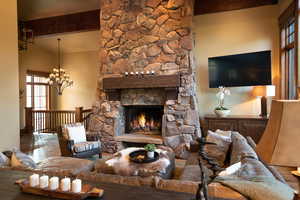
(89, 0), (201, 158)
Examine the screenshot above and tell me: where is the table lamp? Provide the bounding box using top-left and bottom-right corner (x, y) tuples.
(253, 85), (275, 117)
(257, 100), (300, 167)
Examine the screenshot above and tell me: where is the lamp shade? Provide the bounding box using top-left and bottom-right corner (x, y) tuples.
(253, 85), (275, 97)
(257, 100), (300, 167)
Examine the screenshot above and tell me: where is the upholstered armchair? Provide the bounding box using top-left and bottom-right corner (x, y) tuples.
(58, 123), (102, 158)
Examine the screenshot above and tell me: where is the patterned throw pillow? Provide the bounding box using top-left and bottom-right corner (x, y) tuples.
(11, 150), (36, 169)
(204, 130), (232, 167)
(230, 132), (258, 165)
(0, 152), (10, 166)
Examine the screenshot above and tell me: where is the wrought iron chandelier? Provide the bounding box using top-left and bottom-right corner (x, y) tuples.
(48, 38), (73, 95)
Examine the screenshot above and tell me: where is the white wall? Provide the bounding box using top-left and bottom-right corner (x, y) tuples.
(193, 5), (280, 117)
(55, 51), (98, 110)
(19, 46), (56, 129)
(0, 0), (20, 150)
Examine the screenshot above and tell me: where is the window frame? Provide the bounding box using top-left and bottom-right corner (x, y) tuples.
(279, 0), (299, 99)
(26, 70), (51, 110)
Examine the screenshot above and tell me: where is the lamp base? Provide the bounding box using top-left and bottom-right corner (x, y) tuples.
(260, 96), (267, 117)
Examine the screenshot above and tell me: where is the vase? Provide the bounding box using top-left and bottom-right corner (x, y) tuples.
(147, 151), (154, 158)
(214, 109), (231, 117)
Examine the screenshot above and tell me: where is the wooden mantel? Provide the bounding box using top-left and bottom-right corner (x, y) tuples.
(103, 74), (180, 90)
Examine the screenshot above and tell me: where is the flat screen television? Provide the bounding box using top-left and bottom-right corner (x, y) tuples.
(208, 51), (272, 88)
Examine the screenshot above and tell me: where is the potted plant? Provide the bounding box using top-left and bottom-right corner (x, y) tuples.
(215, 86), (231, 117)
(144, 144), (156, 158)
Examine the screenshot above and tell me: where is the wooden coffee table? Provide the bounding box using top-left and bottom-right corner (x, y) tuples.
(0, 168), (193, 200)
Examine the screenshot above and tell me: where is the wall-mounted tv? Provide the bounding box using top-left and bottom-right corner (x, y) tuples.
(208, 51), (272, 88)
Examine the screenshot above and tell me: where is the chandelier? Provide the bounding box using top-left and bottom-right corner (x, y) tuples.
(48, 38), (73, 95)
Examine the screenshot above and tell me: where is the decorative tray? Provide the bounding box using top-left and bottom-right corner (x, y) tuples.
(129, 150), (159, 164)
(15, 179), (104, 200)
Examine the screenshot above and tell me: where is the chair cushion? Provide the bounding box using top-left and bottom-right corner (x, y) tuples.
(73, 141), (100, 153)
(37, 156), (95, 176)
(0, 152), (9, 166)
(67, 125), (87, 144)
(11, 150), (36, 169)
(204, 130), (232, 167)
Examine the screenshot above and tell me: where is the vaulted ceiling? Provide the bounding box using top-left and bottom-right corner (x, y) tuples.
(18, 0), (278, 20)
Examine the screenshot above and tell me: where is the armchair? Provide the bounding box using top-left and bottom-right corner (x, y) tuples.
(58, 123), (102, 158)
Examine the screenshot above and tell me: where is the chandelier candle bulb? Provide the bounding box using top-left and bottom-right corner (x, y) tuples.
(49, 177), (59, 190)
(29, 174), (39, 187)
(39, 175), (49, 189)
(135, 72), (139, 75)
(61, 177), (71, 192)
(72, 179), (82, 193)
(130, 72), (134, 75)
(151, 70), (155, 75)
(125, 72), (129, 76)
(146, 71), (150, 74)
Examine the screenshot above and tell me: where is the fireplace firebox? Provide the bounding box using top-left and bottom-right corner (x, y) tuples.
(125, 105), (163, 135)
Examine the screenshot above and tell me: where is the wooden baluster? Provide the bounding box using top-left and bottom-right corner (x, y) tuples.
(75, 107), (83, 123)
(25, 107), (33, 134)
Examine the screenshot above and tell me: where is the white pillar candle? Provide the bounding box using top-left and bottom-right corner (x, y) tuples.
(29, 174), (39, 187)
(61, 177), (71, 191)
(72, 179), (82, 193)
(39, 175), (49, 188)
(49, 177), (59, 190)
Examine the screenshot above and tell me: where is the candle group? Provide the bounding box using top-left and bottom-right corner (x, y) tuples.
(124, 71), (155, 76)
(29, 174), (82, 193)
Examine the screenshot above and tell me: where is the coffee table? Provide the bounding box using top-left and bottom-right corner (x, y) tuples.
(95, 147), (175, 179)
(0, 168), (193, 200)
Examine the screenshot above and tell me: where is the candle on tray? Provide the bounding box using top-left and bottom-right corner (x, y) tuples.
(39, 175), (49, 188)
(61, 177), (71, 192)
(29, 174), (39, 187)
(72, 179), (82, 193)
(49, 177), (59, 190)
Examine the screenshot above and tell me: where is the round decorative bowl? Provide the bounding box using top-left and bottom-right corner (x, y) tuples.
(214, 109), (231, 117)
(129, 150), (159, 164)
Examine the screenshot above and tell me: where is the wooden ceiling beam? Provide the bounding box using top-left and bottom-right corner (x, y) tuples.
(24, 10), (100, 37)
(194, 0), (278, 15)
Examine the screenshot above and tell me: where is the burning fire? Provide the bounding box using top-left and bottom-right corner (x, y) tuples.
(138, 113), (146, 128)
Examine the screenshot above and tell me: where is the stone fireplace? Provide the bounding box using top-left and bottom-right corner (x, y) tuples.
(89, 0), (201, 158)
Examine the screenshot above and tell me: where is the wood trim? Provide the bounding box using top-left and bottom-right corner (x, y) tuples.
(24, 10), (100, 37)
(279, 1), (297, 27)
(103, 75), (181, 90)
(27, 70), (49, 77)
(194, 0), (278, 15)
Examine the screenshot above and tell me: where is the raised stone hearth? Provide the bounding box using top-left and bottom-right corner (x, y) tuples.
(89, 0), (201, 159)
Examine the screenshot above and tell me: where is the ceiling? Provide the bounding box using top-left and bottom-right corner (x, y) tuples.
(18, 0), (100, 20)
(34, 31), (99, 53)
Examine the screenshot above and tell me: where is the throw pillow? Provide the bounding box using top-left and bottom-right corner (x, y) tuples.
(204, 130), (232, 167)
(219, 162), (241, 176)
(67, 125), (87, 144)
(0, 152), (10, 166)
(11, 150), (36, 169)
(230, 132), (258, 165)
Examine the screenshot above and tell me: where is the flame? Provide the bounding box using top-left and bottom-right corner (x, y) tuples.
(138, 113), (146, 128)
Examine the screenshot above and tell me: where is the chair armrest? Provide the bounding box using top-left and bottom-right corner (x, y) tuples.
(67, 140), (75, 152)
(86, 132), (100, 141)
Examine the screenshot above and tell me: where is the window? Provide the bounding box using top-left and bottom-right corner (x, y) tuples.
(26, 71), (50, 110)
(279, 1), (298, 99)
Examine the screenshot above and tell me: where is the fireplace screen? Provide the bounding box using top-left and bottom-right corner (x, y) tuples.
(125, 106), (163, 135)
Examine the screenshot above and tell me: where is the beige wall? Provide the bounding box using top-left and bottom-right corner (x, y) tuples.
(193, 5), (280, 117)
(19, 46), (56, 129)
(56, 51), (98, 110)
(0, 0), (20, 150)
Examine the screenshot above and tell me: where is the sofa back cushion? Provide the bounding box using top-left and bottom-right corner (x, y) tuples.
(204, 130), (232, 167)
(11, 150), (36, 169)
(230, 132), (258, 165)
